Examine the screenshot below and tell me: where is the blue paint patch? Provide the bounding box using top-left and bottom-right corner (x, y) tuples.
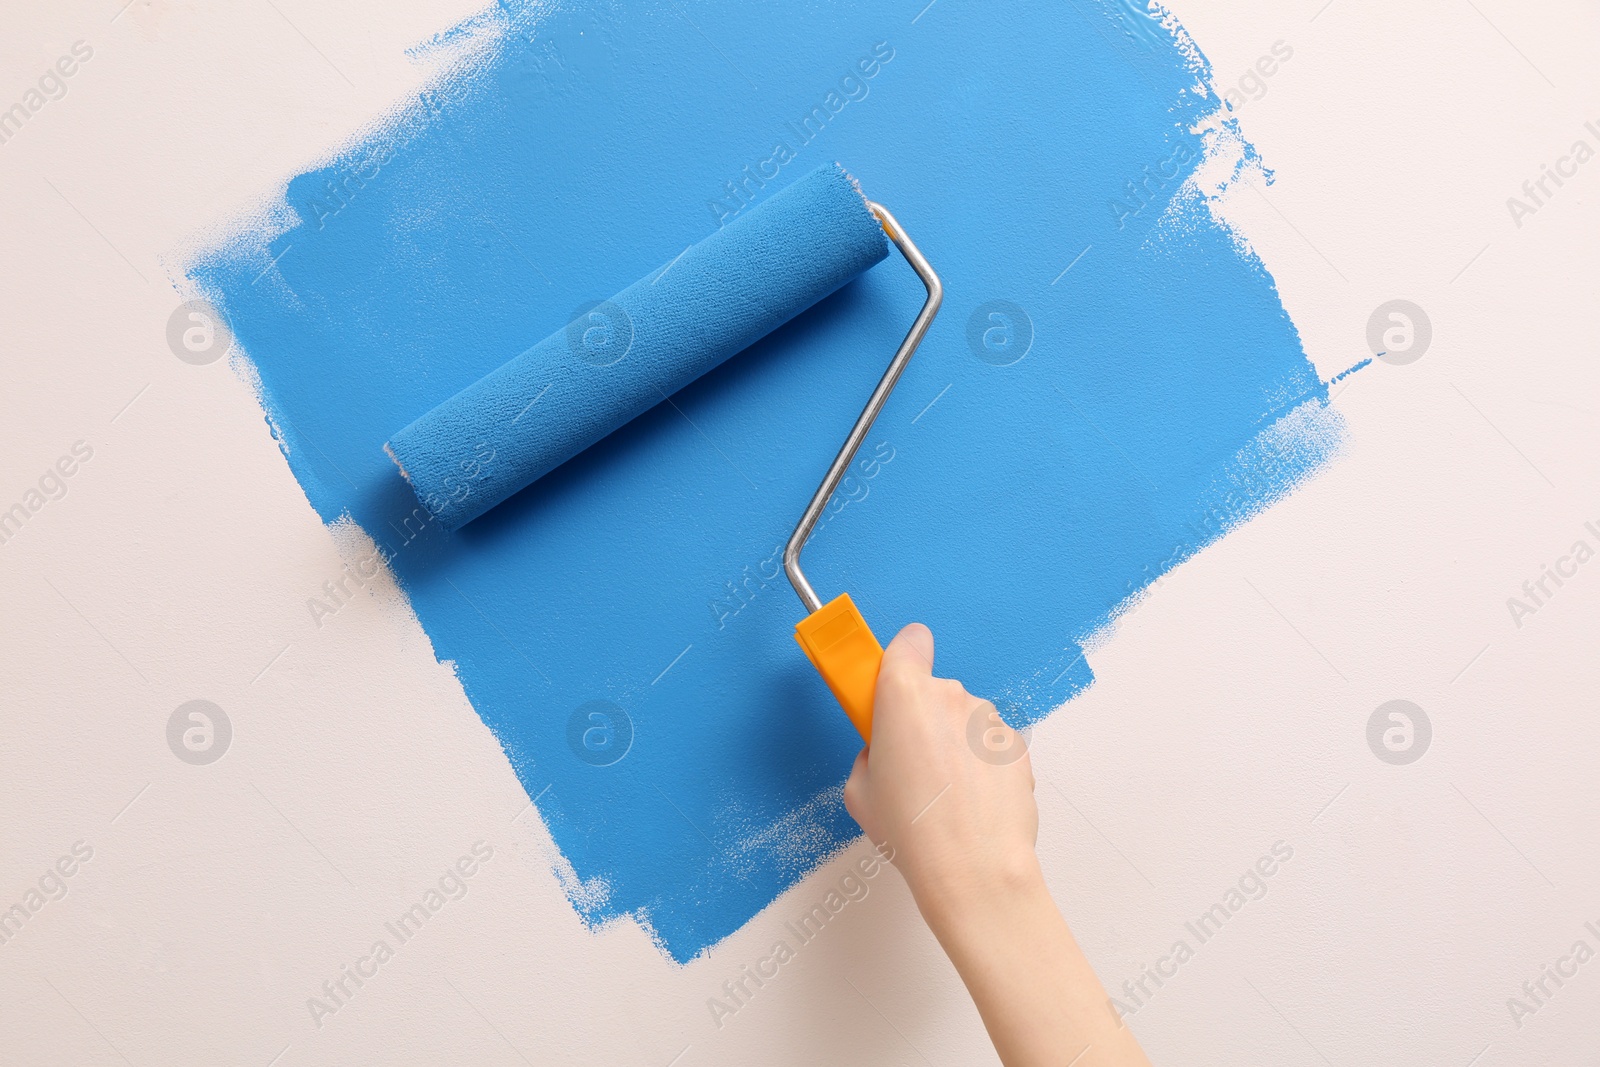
(192, 0), (1343, 961)
(1329, 357), (1374, 385)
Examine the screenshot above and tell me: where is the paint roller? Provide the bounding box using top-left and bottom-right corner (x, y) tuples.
(385, 163), (941, 741)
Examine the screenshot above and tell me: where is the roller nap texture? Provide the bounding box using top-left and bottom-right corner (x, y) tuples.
(385, 162), (889, 530)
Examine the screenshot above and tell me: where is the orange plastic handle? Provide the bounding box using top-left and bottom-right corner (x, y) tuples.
(793, 593), (882, 742)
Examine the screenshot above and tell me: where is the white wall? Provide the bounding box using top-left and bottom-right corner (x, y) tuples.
(2, 1), (1596, 1063)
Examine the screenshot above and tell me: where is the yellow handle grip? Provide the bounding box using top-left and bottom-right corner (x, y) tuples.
(793, 593), (882, 742)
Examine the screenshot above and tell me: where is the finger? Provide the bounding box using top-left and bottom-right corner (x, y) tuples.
(881, 622), (935, 679)
(842, 748), (871, 828)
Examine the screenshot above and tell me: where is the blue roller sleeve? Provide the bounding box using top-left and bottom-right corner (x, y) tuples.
(385, 162), (890, 530)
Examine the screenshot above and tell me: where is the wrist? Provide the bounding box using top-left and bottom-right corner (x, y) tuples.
(911, 848), (1052, 946)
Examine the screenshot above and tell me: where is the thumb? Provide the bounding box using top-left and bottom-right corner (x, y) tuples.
(881, 622), (935, 679)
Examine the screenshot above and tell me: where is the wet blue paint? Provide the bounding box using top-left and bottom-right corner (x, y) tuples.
(1330, 357), (1374, 385)
(192, 0), (1341, 961)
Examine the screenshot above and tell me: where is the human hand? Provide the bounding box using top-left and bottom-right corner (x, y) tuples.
(841, 622), (1043, 932)
(841, 624), (1154, 1067)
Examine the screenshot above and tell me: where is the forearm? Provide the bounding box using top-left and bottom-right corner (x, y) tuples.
(917, 863), (1152, 1067)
